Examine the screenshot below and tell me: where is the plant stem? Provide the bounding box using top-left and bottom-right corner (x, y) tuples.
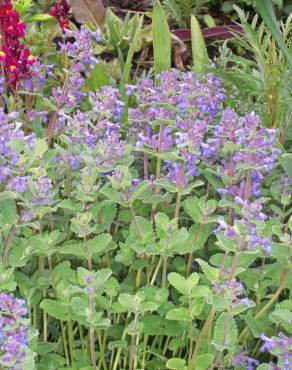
(67, 320), (75, 367)
(61, 321), (70, 366)
(2, 213), (23, 268)
(188, 308), (216, 369)
(89, 327), (97, 370)
(162, 256), (168, 288)
(174, 192), (181, 219)
(129, 313), (139, 370)
(150, 256), (163, 285)
(187, 223), (203, 274)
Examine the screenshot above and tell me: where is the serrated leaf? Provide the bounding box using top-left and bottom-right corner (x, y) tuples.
(196, 259), (220, 281)
(87, 233), (112, 255)
(184, 196), (201, 222)
(34, 138), (48, 158)
(166, 308), (192, 321)
(195, 354), (214, 370)
(166, 358), (186, 370)
(213, 312), (238, 349)
(59, 242), (85, 258)
(168, 272), (199, 296)
(40, 299), (70, 321)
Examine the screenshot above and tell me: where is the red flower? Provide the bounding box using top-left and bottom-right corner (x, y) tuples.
(0, 0), (35, 90)
(50, 0), (70, 32)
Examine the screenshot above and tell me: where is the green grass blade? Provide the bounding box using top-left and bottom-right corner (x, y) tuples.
(121, 15), (144, 89)
(152, 0), (171, 75)
(254, 0), (292, 68)
(191, 14), (209, 72)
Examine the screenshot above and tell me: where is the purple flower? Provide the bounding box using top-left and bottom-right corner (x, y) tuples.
(31, 176), (54, 206)
(0, 293), (29, 369)
(8, 176), (29, 193)
(90, 86), (124, 122)
(0, 109), (35, 185)
(260, 333), (292, 370)
(232, 351), (259, 370)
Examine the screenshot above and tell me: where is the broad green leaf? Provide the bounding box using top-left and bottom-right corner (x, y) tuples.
(195, 354), (214, 370)
(59, 242), (85, 258)
(34, 139), (48, 158)
(184, 196), (201, 222)
(87, 62), (110, 91)
(0, 191), (16, 202)
(152, 0), (171, 75)
(166, 358), (186, 370)
(166, 308), (192, 321)
(253, 1), (292, 69)
(129, 181), (151, 204)
(196, 259), (220, 281)
(191, 14), (209, 72)
(257, 365), (272, 370)
(213, 312), (238, 350)
(40, 299), (70, 321)
(0, 199), (17, 224)
(87, 234), (112, 255)
(168, 272), (199, 296)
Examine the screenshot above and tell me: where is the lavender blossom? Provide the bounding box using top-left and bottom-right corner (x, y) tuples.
(232, 351), (259, 370)
(0, 293), (29, 369)
(212, 278), (252, 309)
(260, 333), (292, 370)
(0, 109), (35, 184)
(31, 177), (54, 206)
(89, 86), (124, 121)
(8, 176), (29, 193)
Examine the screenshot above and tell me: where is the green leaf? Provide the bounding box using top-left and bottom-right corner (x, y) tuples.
(195, 354), (214, 370)
(121, 15), (144, 89)
(40, 299), (70, 321)
(184, 196), (201, 222)
(129, 181), (151, 204)
(87, 234), (112, 256)
(152, 0), (171, 75)
(166, 308), (192, 321)
(0, 199), (17, 224)
(203, 14), (216, 28)
(34, 138), (48, 158)
(25, 14), (54, 22)
(154, 178), (177, 193)
(191, 14), (209, 72)
(269, 300), (292, 332)
(86, 62), (110, 91)
(166, 358), (186, 370)
(0, 191), (16, 202)
(196, 259), (220, 281)
(253, 1), (292, 68)
(213, 312), (238, 350)
(59, 242), (85, 258)
(168, 272), (199, 296)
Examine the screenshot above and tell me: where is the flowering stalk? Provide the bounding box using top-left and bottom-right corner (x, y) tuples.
(0, 0), (35, 92)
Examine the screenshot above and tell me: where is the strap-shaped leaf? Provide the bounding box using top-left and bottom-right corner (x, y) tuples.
(191, 14), (209, 72)
(254, 0), (292, 68)
(153, 0), (171, 75)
